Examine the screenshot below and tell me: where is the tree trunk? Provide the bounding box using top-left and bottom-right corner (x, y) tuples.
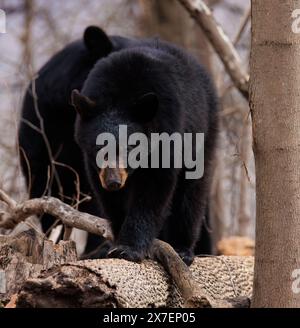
(16, 256), (253, 308)
(21, 0), (34, 77)
(138, 0), (212, 70)
(250, 0), (300, 307)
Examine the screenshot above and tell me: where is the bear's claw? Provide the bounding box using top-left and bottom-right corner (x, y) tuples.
(107, 245), (144, 262)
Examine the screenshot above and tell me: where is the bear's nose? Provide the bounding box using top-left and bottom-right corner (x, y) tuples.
(106, 181), (122, 191)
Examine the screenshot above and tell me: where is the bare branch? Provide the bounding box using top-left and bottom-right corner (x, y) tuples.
(0, 189), (17, 208)
(0, 190), (113, 241)
(178, 0), (249, 99)
(233, 5), (251, 46)
(151, 239), (214, 307)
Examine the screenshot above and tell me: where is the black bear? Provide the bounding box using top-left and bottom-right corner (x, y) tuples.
(19, 26), (218, 264)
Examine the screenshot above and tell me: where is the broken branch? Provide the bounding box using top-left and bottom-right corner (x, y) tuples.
(0, 190), (113, 241)
(178, 0), (249, 99)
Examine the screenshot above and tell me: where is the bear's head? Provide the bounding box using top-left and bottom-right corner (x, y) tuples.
(72, 27), (180, 192)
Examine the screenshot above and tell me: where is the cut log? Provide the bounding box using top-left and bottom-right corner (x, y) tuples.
(16, 256), (253, 308)
(217, 237), (255, 256)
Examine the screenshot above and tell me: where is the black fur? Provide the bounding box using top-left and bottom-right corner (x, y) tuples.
(19, 27), (218, 264)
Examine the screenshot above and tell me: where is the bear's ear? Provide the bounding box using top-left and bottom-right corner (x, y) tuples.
(71, 89), (96, 118)
(132, 93), (159, 123)
(84, 26), (113, 58)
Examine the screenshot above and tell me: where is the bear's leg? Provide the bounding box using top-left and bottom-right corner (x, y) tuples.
(165, 176), (211, 265)
(107, 170), (177, 262)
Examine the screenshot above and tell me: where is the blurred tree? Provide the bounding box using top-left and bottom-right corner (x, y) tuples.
(138, 0), (212, 70)
(21, 0), (34, 77)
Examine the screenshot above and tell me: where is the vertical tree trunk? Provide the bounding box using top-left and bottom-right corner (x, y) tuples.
(21, 0), (34, 76)
(138, 0), (212, 70)
(250, 0), (300, 307)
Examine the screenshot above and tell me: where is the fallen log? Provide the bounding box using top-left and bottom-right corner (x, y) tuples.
(16, 256), (253, 308)
(0, 190), (253, 307)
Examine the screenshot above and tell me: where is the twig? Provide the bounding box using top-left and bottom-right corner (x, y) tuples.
(0, 189), (17, 208)
(233, 6), (251, 46)
(53, 161), (81, 209)
(52, 160), (82, 240)
(19, 147), (32, 196)
(30, 79), (63, 198)
(178, 0), (249, 99)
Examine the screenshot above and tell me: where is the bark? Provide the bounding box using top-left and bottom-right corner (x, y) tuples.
(0, 226), (253, 308)
(250, 0), (300, 307)
(16, 256), (253, 308)
(0, 228), (77, 304)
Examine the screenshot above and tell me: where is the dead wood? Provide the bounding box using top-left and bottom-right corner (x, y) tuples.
(178, 0), (249, 99)
(0, 189), (253, 307)
(0, 191), (113, 241)
(16, 256), (253, 308)
(0, 228), (77, 304)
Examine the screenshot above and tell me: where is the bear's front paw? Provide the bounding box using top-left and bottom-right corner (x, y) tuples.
(107, 245), (145, 262)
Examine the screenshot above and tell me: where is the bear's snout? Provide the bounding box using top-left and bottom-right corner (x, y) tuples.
(99, 167), (128, 191)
